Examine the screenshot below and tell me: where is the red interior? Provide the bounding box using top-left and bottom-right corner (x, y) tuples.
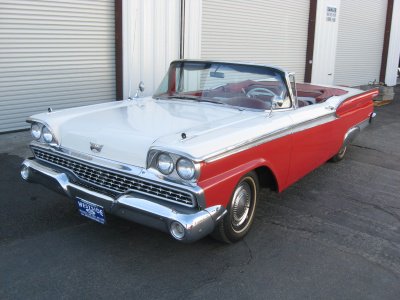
(165, 67), (349, 109)
(296, 83), (348, 103)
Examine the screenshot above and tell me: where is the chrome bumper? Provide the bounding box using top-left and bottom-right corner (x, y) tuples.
(21, 158), (226, 242)
(369, 112), (377, 123)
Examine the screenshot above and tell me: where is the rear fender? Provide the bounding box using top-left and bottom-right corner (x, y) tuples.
(336, 89), (378, 118)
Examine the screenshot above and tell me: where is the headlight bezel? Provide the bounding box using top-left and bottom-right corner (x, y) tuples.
(147, 149), (200, 183)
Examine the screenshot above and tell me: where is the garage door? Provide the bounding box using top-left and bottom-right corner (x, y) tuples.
(0, 0), (116, 132)
(334, 0), (387, 86)
(201, 0), (310, 82)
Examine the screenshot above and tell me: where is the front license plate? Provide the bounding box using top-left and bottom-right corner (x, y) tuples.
(76, 198), (106, 224)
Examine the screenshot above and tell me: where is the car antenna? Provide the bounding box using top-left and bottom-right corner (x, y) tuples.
(128, 4), (140, 100)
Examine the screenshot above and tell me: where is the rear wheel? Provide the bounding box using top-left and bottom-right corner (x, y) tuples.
(212, 171), (259, 243)
(330, 145), (347, 162)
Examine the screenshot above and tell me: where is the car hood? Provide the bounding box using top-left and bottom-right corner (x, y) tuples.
(32, 98), (261, 167)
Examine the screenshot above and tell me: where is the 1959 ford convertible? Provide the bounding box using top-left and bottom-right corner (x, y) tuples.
(21, 60), (378, 243)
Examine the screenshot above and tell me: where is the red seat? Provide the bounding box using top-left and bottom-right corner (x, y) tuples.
(224, 97), (271, 110)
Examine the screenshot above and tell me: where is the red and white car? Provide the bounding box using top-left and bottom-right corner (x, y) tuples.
(21, 60), (377, 243)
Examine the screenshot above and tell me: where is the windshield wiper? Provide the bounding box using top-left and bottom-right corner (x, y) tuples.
(161, 95), (223, 104)
(164, 95), (201, 101)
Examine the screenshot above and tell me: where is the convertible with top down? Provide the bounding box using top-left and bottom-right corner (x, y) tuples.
(21, 60), (377, 243)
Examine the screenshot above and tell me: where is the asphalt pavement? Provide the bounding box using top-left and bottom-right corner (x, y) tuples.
(1, 88), (400, 299)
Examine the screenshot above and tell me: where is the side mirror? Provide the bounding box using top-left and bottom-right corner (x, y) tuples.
(272, 98), (284, 108)
(268, 98), (284, 117)
(133, 81), (145, 99)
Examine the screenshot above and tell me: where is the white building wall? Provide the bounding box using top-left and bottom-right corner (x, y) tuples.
(385, 0), (400, 86)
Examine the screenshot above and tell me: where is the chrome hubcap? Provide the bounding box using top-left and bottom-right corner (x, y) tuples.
(231, 182), (252, 228)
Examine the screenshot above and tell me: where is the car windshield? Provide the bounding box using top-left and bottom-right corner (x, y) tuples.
(153, 61), (291, 110)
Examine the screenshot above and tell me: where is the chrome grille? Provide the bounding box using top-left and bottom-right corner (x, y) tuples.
(32, 148), (195, 207)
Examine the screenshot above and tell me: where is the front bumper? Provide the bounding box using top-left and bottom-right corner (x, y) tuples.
(21, 158), (226, 242)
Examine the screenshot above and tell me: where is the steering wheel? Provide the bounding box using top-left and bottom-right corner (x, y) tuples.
(245, 87), (278, 100)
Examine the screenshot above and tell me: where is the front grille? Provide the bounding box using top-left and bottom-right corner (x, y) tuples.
(32, 148), (195, 207)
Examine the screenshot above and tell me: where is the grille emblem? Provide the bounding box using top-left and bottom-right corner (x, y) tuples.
(90, 142), (103, 153)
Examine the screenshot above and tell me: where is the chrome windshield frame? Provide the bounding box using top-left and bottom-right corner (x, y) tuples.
(154, 59), (295, 111)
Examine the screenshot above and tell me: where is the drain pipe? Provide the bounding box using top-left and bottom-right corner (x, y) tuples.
(180, 0), (185, 59)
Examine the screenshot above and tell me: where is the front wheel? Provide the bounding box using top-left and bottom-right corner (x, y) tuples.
(212, 171), (259, 243)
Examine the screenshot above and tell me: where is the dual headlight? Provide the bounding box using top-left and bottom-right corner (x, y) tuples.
(151, 151), (198, 181)
(30, 122), (55, 144)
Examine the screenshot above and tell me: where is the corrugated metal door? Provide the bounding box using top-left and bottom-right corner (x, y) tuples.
(201, 0), (310, 81)
(334, 0), (387, 86)
(0, 0), (116, 132)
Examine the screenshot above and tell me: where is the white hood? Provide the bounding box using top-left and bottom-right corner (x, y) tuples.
(32, 98), (261, 167)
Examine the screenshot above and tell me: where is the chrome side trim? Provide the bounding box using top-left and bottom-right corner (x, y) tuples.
(203, 113), (336, 163)
(204, 126), (291, 163)
(291, 112), (337, 133)
(151, 112), (337, 164)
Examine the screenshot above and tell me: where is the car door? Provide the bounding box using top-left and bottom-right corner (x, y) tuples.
(286, 102), (338, 186)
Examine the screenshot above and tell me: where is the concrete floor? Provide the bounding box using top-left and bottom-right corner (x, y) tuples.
(1, 89), (400, 299)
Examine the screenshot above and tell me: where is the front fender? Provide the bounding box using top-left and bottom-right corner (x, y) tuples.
(198, 157), (282, 208)
(197, 130), (292, 208)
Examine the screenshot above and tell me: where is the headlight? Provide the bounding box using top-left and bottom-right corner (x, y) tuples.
(42, 126), (53, 143)
(157, 153), (174, 175)
(31, 123), (42, 140)
(176, 158), (195, 180)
